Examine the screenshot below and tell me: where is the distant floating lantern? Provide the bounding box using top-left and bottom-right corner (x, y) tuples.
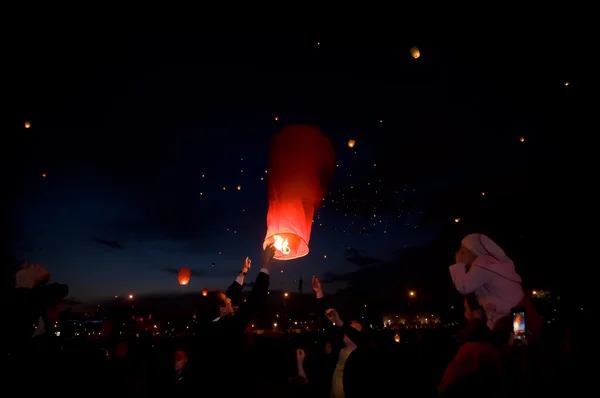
(564, 81), (569, 86)
(274, 115), (279, 121)
(264, 125), (336, 260)
(481, 192), (485, 196)
(24, 121), (31, 128)
(178, 268), (191, 285)
(202, 288), (208, 297)
(454, 218), (460, 223)
(347, 139), (356, 148)
(519, 137), (524, 142)
(237, 185), (241, 190)
(42, 173), (47, 178)
(410, 46), (420, 59)
(394, 333), (401, 343)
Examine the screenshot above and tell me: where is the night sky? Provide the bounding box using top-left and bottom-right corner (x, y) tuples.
(5, 32), (576, 302)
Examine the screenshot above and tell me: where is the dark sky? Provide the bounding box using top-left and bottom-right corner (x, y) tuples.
(5, 32), (574, 301)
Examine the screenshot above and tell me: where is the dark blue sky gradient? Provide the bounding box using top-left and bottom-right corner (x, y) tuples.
(6, 32), (573, 301)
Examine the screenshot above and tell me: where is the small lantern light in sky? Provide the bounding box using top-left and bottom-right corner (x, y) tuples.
(454, 218), (460, 223)
(410, 46), (420, 59)
(202, 288), (208, 297)
(128, 294), (133, 299)
(564, 81), (569, 86)
(394, 333), (401, 343)
(519, 137), (525, 142)
(348, 139), (355, 148)
(25, 121), (31, 128)
(274, 115), (279, 121)
(42, 173), (47, 178)
(178, 268), (191, 285)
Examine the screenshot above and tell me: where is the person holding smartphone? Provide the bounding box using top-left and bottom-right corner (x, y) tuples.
(449, 233), (541, 341)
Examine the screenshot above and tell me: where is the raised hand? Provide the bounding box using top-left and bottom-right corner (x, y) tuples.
(325, 308), (342, 326)
(261, 243), (276, 269)
(15, 262), (50, 289)
(312, 276), (324, 298)
(312, 276), (322, 292)
(242, 256), (251, 274)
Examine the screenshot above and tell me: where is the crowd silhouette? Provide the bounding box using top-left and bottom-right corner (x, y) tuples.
(2, 234), (583, 397)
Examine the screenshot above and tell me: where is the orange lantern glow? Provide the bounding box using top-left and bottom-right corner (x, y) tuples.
(347, 139), (355, 148)
(410, 46), (420, 59)
(24, 121), (31, 128)
(178, 268), (191, 285)
(263, 125), (335, 260)
(202, 288), (208, 296)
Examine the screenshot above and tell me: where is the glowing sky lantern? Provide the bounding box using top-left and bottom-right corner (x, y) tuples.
(263, 125), (335, 260)
(178, 268), (191, 285)
(24, 121), (31, 128)
(202, 288), (208, 297)
(347, 139), (355, 148)
(410, 46), (420, 59)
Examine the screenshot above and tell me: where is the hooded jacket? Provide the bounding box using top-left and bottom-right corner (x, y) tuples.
(450, 255), (524, 330)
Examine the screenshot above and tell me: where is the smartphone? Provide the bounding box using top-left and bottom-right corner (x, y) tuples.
(511, 307), (526, 340)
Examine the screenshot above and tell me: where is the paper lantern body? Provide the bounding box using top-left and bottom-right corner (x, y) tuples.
(202, 288), (208, 296)
(410, 46), (420, 59)
(263, 125), (335, 260)
(178, 268), (191, 285)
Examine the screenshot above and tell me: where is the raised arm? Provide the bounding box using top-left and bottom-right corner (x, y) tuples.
(235, 244), (275, 326)
(325, 308), (367, 347)
(225, 257), (251, 304)
(312, 276), (333, 314)
(449, 262), (491, 294)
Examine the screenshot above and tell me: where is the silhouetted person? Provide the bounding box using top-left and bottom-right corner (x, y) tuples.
(198, 244), (275, 394)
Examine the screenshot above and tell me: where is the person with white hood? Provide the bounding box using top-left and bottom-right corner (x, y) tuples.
(450, 233), (540, 339)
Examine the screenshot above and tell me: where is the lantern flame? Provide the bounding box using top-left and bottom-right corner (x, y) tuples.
(273, 235), (291, 255)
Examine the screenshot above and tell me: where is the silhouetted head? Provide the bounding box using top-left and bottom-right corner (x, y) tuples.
(174, 349), (188, 372)
(215, 290), (234, 317)
(343, 320), (363, 347)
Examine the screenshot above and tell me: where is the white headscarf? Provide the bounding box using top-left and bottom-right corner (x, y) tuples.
(462, 233), (512, 264)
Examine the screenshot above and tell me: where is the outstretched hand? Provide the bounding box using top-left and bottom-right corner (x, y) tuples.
(325, 308), (342, 326)
(261, 243), (276, 269)
(242, 257), (251, 274)
(15, 262), (50, 289)
(312, 276), (324, 298)
(311, 276), (321, 292)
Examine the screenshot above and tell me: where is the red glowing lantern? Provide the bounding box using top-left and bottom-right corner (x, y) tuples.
(178, 268), (191, 285)
(263, 125), (335, 260)
(202, 288), (208, 296)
